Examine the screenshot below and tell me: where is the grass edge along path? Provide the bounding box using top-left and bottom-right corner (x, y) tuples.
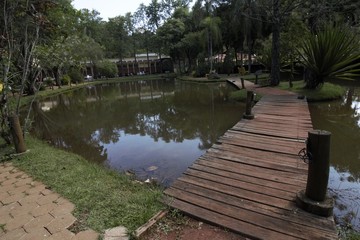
(7, 136), (164, 236)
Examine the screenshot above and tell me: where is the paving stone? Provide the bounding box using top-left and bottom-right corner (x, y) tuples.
(0, 191), (10, 201)
(9, 202), (38, 217)
(0, 169), (11, 178)
(37, 193), (60, 206)
(15, 178), (33, 187)
(1, 192), (26, 205)
(5, 213), (34, 231)
(0, 211), (13, 224)
(0, 173), (9, 182)
(53, 197), (68, 205)
(74, 229), (99, 240)
(50, 202), (75, 217)
(31, 203), (57, 217)
(25, 184), (46, 195)
(7, 184), (31, 196)
(18, 193), (42, 205)
(48, 229), (75, 240)
(0, 202), (20, 216)
(1, 227), (27, 240)
(0, 164), (97, 240)
(46, 213), (77, 234)
(0, 183), (19, 193)
(19, 227), (51, 240)
(41, 188), (54, 196)
(104, 226), (129, 240)
(0, 178), (18, 187)
(23, 213), (54, 233)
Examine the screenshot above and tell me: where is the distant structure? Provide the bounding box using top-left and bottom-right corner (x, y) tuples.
(85, 53), (174, 78)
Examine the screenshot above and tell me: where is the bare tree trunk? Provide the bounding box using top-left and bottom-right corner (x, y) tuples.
(9, 113), (26, 153)
(270, 0), (281, 86)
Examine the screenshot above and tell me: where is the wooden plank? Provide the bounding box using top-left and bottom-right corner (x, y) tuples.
(208, 146), (308, 173)
(165, 188), (337, 240)
(164, 196), (301, 240)
(208, 145), (308, 173)
(184, 168), (296, 200)
(163, 93), (338, 239)
(194, 158), (306, 189)
(169, 181), (336, 232)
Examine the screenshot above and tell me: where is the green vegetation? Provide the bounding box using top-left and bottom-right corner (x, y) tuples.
(299, 25), (360, 89)
(96, 60), (118, 78)
(278, 81), (346, 102)
(229, 89), (262, 102)
(3, 136), (164, 235)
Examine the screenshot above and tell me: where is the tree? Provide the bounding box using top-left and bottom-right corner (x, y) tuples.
(299, 24), (360, 89)
(0, 0), (47, 150)
(96, 60), (117, 78)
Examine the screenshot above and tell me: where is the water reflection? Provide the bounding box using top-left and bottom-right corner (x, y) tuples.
(309, 87), (360, 230)
(29, 79), (243, 186)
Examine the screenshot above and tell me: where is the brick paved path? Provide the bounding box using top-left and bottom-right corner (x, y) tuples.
(0, 162), (99, 240)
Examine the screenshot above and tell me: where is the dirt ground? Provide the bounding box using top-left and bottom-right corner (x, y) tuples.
(141, 211), (247, 240)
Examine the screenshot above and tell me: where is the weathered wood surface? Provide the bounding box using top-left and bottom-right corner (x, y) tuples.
(164, 93), (338, 240)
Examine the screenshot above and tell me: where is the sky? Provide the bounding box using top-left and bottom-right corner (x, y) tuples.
(72, 0), (152, 20)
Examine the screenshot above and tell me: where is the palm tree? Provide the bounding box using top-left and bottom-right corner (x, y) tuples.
(299, 24), (360, 89)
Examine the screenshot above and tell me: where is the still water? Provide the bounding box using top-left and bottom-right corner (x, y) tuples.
(30, 79), (244, 186)
(309, 86), (360, 231)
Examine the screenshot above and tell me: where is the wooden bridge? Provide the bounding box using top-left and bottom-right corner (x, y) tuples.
(164, 81), (338, 239)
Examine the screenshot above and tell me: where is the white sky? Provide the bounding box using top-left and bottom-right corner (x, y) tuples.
(72, 0), (152, 20)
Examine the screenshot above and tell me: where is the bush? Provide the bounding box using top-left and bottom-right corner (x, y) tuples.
(68, 68), (83, 84)
(193, 63), (210, 78)
(61, 74), (71, 86)
(96, 60), (117, 78)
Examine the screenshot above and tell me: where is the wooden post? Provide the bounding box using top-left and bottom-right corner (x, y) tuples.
(9, 113), (27, 153)
(240, 77), (245, 89)
(243, 91), (254, 120)
(305, 130), (331, 201)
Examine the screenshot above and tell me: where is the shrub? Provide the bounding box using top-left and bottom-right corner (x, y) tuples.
(193, 63), (210, 78)
(68, 68), (83, 84)
(96, 60), (117, 78)
(61, 74), (71, 86)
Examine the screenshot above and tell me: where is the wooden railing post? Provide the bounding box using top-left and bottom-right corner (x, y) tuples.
(305, 130), (331, 201)
(243, 91), (254, 120)
(296, 130), (333, 217)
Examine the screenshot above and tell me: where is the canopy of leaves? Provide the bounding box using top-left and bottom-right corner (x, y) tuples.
(299, 24), (360, 88)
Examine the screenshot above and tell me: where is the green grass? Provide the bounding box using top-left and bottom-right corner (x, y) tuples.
(2, 136), (164, 235)
(2, 74), (171, 235)
(229, 89), (263, 102)
(278, 80), (345, 102)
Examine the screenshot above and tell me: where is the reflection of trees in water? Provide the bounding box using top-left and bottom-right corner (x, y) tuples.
(29, 79), (241, 164)
(310, 87), (360, 179)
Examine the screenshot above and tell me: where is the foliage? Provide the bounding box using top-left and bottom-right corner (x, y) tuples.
(229, 90), (262, 102)
(61, 75), (71, 86)
(193, 62), (210, 78)
(278, 80), (345, 101)
(299, 25), (360, 89)
(9, 136), (164, 234)
(96, 60), (118, 78)
(68, 68), (83, 84)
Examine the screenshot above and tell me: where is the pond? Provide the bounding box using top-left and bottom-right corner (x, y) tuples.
(309, 84), (360, 231)
(29, 78), (244, 186)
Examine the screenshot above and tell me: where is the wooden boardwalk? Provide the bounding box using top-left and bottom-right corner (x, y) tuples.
(164, 89), (338, 239)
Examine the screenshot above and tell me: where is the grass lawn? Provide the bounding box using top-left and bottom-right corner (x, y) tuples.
(278, 80), (346, 101)
(1, 136), (164, 236)
(1, 75), (169, 236)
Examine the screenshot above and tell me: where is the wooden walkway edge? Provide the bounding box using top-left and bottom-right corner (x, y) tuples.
(164, 85), (338, 240)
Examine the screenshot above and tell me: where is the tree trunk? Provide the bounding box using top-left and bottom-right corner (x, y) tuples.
(9, 113), (26, 153)
(271, 0), (281, 86)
